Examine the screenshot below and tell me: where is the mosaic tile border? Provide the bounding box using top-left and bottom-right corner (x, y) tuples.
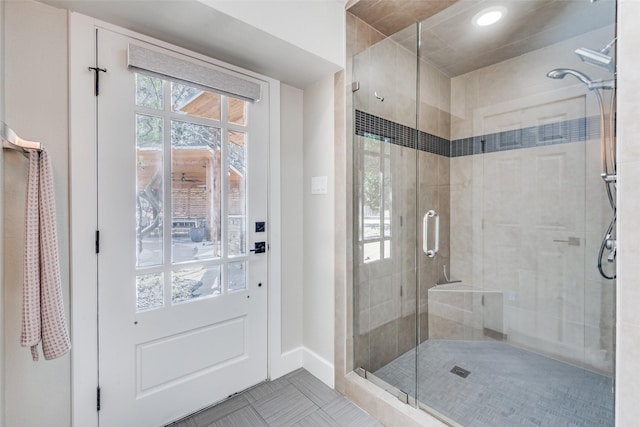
(355, 110), (450, 157)
(450, 116), (598, 157)
(355, 109), (601, 158)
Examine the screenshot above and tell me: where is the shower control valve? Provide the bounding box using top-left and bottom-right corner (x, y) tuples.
(600, 173), (617, 183)
(606, 238), (617, 262)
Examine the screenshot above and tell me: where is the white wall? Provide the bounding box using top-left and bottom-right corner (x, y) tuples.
(0, 0), (5, 423)
(302, 75), (336, 386)
(616, 1), (640, 424)
(280, 83), (304, 352)
(2, 1), (71, 426)
(199, 0), (345, 69)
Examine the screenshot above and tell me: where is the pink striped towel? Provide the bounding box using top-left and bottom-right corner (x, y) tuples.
(20, 148), (71, 361)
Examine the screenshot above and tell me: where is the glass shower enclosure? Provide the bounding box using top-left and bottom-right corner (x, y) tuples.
(352, 1), (617, 425)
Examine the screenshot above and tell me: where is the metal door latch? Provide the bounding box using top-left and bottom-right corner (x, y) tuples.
(250, 242), (266, 254)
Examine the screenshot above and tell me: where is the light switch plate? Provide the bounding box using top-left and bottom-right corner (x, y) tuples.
(311, 176), (328, 194)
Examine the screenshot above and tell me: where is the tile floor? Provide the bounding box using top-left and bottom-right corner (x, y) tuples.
(167, 369), (383, 427)
(374, 340), (615, 427)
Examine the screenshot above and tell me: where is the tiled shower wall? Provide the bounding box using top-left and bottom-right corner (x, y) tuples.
(352, 19), (615, 375)
(449, 25), (616, 374)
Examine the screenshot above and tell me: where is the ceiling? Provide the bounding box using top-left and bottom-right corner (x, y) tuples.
(348, 0), (457, 36)
(348, 0), (616, 77)
(34, 0), (617, 82)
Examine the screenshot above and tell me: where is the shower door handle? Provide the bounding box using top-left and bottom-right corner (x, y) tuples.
(423, 210), (439, 258)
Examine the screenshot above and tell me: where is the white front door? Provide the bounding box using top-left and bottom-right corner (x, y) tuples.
(96, 28), (269, 426)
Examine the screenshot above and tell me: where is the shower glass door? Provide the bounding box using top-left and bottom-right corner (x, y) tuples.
(352, 24), (420, 403)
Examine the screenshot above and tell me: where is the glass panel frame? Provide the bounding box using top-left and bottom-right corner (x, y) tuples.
(228, 96), (247, 126)
(135, 113), (164, 268)
(227, 261), (247, 293)
(136, 272), (164, 312)
(135, 73), (164, 110)
(171, 82), (221, 121)
(227, 130), (247, 257)
(170, 120), (221, 264)
(133, 70), (254, 314)
(172, 265), (221, 304)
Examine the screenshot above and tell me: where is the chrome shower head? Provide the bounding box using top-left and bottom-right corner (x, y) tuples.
(546, 68), (594, 86)
(575, 38), (616, 73)
(575, 47), (615, 73)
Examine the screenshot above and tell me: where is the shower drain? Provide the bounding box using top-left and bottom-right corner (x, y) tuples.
(450, 365), (471, 378)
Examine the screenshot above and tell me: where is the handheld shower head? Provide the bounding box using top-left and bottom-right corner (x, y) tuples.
(546, 68), (593, 86)
(546, 68), (614, 90)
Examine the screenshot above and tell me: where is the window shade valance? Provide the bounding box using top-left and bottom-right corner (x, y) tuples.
(127, 44), (261, 102)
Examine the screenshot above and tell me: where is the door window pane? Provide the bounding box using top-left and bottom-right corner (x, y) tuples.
(136, 114), (164, 267)
(228, 130), (246, 256)
(228, 97), (247, 126)
(363, 137), (380, 152)
(171, 82), (221, 121)
(135, 73), (163, 110)
(171, 120), (221, 262)
(363, 153), (381, 239)
(136, 114), (164, 147)
(384, 157), (392, 237)
(136, 272), (164, 312)
(227, 261), (246, 292)
(172, 265), (221, 304)
(359, 136), (392, 264)
(364, 242), (381, 263)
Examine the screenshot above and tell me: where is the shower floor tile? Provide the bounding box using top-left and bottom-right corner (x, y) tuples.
(374, 340), (614, 427)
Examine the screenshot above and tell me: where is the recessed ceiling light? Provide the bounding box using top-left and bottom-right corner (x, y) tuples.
(473, 6), (507, 27)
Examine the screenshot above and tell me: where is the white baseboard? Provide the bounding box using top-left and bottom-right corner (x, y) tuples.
(271, 346), (334, 389)
(270, 346), (335, 388)
(302, 347), (335, 388)
(271, 346), (303, 380)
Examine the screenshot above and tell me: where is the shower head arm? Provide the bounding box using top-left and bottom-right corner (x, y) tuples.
(601, 38), (617, 55)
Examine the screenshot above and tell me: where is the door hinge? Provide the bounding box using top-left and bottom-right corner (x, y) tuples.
(96, 386), (101, 411)
(88, 66), (107, 96)
(95, 230), (100, 254)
